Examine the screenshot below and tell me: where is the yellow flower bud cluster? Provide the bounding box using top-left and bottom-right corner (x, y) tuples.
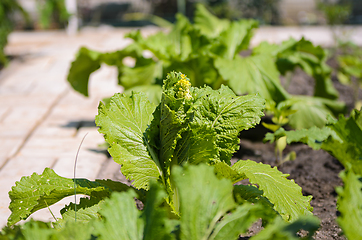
(176, 73), (192, 100)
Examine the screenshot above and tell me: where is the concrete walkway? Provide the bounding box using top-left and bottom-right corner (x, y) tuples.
(0, 25), (361, 227)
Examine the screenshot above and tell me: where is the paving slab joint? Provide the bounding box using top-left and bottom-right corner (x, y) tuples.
(0, 88), (70, 171)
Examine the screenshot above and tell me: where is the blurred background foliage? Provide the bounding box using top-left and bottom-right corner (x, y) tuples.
(0, 0), (28, 66)
(1, 0), (361, 67)
(36, 0), (70, 29)
(317, 0), (352, 25)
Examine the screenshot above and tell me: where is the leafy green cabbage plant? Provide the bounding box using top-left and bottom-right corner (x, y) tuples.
(67, 4), (345, 130)
(3, 72), (316, 239)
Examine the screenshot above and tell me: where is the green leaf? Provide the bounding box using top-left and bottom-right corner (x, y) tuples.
(124, 84), (162, 104)
(278, 96), (346, 129)
(174, 123), (217, 165)
(232, 160), (313, 221)
(165, 57), (220, 88)
(146, 73), (221, 200)
(67, 47), (102, 96)
(93, 190), (143, 240)
(67, 44), (144, 97)
(0, 219), (94, 240)
(253, 39), (296, 57)
(336, 170), (362, 240)
(288, 99), (335, 129)
(52, 220), (94, 240)
(264, 126), (339, 150)
(59, 197), (104, 223)
(127, 22), (195, 62)
(338, 55), (362, 79)
(172, 164), (236, 240)
(210, 202), (269, 240)
(167, 14), (194, 61)
(233, 184), (265, 204)
(141, 182), (177, 240)
(96, 92), (161, 190)
(233, 185), (276, 216)
(7, 168), (113, 226)
(120, 63), (159, 89)
(172, 164), (276, 240)
(147, 72), (264, 180)
(250, 216), (320, 240)
(214, 161), (246, 183)
(95, 179), (136, 193)
(212, 19), (258, 59)
(255, 37), (339, 100)
(17, 220), (53, 240)
(215, 55), (290, 103)
(94, 186), (175, 240)
(193, 4), (230, 38)
(192, 85), (265, 163)
(322, 110), (362, 174)
(337, 71), (351, 85)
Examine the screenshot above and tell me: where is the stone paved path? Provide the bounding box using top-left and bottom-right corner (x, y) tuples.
(0, 25), (361, 227)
